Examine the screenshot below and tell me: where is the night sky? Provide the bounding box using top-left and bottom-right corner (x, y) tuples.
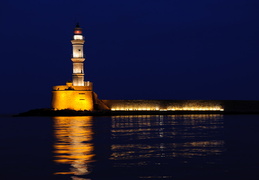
(1, 0), (259, 114)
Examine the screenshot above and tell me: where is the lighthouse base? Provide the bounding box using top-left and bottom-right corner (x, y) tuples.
(52, 81), (95, 111)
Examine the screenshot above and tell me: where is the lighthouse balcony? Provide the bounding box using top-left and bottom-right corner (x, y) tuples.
(71, 57), (85, 62)
(52, 81), (93, 91)
(71, 39), (85, 44)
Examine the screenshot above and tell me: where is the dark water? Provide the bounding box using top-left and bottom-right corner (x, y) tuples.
(1, 115), (259, 180)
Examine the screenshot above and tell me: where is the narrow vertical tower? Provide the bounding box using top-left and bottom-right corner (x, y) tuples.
(71, 23), (85, 86)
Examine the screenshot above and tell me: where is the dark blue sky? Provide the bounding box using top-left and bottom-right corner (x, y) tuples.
(1, 0), (259, 114)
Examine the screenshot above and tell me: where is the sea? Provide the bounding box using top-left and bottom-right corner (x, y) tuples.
(1, 114), (259, 180)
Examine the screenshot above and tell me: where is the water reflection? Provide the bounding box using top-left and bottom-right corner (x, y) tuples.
(53, 116), (94, 179)
(110, 115), (224, 167)
(52, 115), (225, 179)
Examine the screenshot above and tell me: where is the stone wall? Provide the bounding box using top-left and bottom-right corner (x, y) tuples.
(52, 90), (94, 111)
(102, 100), (259, 113)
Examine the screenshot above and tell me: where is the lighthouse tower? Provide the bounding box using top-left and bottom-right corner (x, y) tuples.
(71, 24), (85, 86)
(51, 24), (94, 111)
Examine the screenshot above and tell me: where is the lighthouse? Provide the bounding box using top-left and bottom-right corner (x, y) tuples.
(71, 24), (85, 86)
(51, 24), (94, 111)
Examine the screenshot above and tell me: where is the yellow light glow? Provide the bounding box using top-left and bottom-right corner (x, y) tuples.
(53, 116), (95, 176)
(110, 105), (224, 111)
(166, 106), (224, 111)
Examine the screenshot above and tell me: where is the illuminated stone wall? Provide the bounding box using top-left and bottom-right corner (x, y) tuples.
(102, 100), (224, 111)
(102, 100), (259, 113)
(52, 82), (94, 111)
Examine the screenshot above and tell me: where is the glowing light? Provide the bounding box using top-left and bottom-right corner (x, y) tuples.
(110, 105), (224, 111)
(74, 30), (82, 34)
(166, 106), (224, 111)
(74, 35), (83, 40)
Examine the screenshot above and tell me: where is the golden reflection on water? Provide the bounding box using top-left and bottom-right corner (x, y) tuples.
(110, 115), (224, 165)
(53, 116), (94, 178)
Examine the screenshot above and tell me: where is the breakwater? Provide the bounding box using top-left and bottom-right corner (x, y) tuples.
(16, 100), (259, 116)
(102, 100), (259, 113)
